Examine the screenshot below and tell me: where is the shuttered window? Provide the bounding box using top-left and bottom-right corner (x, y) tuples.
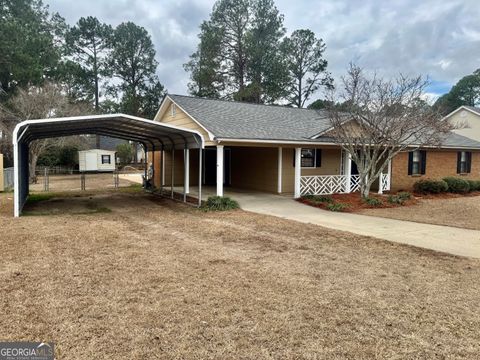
(408, 150), (426, 175)
(457, 151), (472, 174)
(293, 149), (322, 168)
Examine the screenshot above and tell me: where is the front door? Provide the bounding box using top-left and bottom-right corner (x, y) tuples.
(203, 148), (231, 186)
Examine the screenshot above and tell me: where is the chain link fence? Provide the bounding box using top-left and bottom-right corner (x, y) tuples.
(30, 167), (142, 193)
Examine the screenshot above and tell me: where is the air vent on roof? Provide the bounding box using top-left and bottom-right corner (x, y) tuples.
(171, 103), (176, 116)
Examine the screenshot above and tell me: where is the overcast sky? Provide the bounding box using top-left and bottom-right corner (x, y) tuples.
(48, 0), (480, 102)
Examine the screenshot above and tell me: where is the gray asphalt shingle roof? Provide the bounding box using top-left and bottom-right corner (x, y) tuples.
(168, 94), (332, 141)
(167, 94), (480, 149)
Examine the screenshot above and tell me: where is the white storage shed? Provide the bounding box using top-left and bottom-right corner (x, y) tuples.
(79, 149), (117, 172)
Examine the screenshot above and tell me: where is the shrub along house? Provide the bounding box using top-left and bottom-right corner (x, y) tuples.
(151, 94), (480, 198)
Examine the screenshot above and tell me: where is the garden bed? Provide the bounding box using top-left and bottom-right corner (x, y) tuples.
(298, 192), (417, 212)
(299, 190), (480, 213)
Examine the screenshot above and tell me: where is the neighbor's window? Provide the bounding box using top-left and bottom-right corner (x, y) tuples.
(457, 151), (471, 174)
(101, 155), (111, 164)
(301, 148), (315, 168)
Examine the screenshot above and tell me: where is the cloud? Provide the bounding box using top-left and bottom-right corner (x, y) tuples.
(47, 0), (480, 98)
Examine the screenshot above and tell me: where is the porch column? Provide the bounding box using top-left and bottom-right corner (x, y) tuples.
(378, 168), (383, 194)
(387, 159), (392, 191)
(345, 152), (352, 193)
(160, 148), (164, 192)
(216, 145), (224, 197)
(161, 150), (165, 186)
(294, 147), (301, 198)
(277, 147), (283, 193)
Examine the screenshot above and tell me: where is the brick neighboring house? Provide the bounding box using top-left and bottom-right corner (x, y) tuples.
(150, 95), (480, 197)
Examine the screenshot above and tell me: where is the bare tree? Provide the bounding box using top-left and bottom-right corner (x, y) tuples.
(326, 64), (457, 198)
(0, 83), (91, 182)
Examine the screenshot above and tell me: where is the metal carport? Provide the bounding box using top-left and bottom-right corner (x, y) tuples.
(12, 113), (204, 217)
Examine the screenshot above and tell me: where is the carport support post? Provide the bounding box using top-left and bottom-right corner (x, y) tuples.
(171, 149), (175, 199)
(183, 148), (189, 202)
(294, 147), (301, 198)
(277, 147), (282, 193)
(198, 148), (202, 207)
(216, 145), (224, 197)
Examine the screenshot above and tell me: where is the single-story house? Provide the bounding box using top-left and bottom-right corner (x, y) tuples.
(78, 149), (116, 172)
(443, 105), (480, 142)
(149, 94), (480, 198)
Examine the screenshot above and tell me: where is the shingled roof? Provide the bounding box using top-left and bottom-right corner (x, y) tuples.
(166, 94), (480, 149)
(168, 94), (332, 141)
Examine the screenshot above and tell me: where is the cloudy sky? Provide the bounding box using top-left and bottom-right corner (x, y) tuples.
(48, 0), (480, 102)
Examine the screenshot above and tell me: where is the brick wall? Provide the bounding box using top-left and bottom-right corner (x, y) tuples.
(391, 150), (480, 191)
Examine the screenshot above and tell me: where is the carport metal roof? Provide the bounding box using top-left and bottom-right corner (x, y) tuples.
(13, 114), (205, 217)
(14, 113), (204, 151)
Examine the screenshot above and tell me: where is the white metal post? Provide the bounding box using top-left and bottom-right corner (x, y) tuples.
(294, 147), (301, 198)
(277, 147), (283, 193)
(198, 148), (203, 207)
(171, 149), (174, 199)
(184, 149), (190, 194)
(216, 145), (224, 197)
(345, 152), (352, 193)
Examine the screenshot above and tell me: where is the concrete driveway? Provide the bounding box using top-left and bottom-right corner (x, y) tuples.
(224, 189), (480, 259)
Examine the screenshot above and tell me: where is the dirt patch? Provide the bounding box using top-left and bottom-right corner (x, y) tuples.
(361, 195), (480, 230)
(1, 191), (480, 358)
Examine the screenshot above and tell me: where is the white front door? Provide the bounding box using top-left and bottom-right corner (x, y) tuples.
(85, 153), (97, 171)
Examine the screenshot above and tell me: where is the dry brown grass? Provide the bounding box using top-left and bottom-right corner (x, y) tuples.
(1, 191), (480, 359)
(361, 195), (480, 230)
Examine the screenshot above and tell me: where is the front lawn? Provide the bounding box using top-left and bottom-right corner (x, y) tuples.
(0, 191), (479, 358)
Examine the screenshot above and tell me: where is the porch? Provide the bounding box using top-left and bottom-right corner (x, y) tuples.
(151, 145), (391, 202)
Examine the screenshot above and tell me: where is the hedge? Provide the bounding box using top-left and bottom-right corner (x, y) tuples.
(413, 179), (448, 194)
(443, 177), (470, 193)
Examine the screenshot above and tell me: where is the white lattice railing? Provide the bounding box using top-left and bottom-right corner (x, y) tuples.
(381, 173), (390, 192)
(300, 175), (361, 196)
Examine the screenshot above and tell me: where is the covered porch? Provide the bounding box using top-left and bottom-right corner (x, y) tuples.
(153, 144), (392, 201)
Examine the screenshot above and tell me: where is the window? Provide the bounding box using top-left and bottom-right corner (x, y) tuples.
(293, 149), (321, 168)
(408, 150), (426, 176)
(101, 155), (111, 164)
(457, 151), (471, 174)
(301, 148), (315, 167)
(411, 151), (421, 175)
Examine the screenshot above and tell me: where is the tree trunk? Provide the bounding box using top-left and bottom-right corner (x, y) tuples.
(29, 153), (38, 184)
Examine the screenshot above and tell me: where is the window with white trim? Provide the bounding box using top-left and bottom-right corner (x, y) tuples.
(101, 155), (111, 164)
(301, 148), (315, 168)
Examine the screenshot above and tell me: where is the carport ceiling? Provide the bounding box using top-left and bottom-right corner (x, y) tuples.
(16, 113), (204, 150)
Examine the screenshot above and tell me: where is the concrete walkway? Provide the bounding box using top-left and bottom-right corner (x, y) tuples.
(225, 190), (480, 259)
